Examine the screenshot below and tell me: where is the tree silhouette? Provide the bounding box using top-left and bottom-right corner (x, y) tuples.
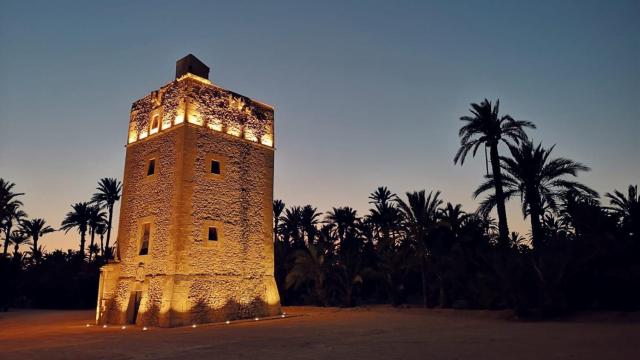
(91, 178), (122, 259)
(475, 141), (596, 248)
(395, 190), (442, 307)
(455, 99), (535, 246)
(606, 185), (639, 239)
(20, 218), (55, 261)
(2, 204), (26, 257)
(87, 206), (107, 261)
(60, 202), (92, 258)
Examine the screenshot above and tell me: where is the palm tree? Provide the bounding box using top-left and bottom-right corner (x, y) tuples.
(368, 187), (398, 249)
(606, 185), (639, 237)
(300, 205), (321, 244)
(280, 206), (303, 247)
(87, 206), (107, 261)
(439, 203), (468, 237)
(95, 221), (107, 256)
(273, 200), (285, 243)
(454, 99), (535, 245)
(91, 178), (122, 259)
(325, 207), (358, 246)
(9, 230), (31, 258)
(60, 202), (92, 258)
(285, 242), (331, 306)
(2, 204), (27, 256)
(395, 190), (443, 307)
(475, 141), (596, 248)
(20, 218), (55, 260)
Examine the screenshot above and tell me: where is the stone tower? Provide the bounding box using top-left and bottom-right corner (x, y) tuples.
(96, 54), (280, 327)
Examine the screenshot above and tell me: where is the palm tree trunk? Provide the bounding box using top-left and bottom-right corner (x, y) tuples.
(105, 204), (114, 259)
(79, 231), (86, 258)
(3, 226), (9, 255)
(489, 144), (510, 246)
(33, 234), (39, 260)
(89, 228), (96, 261)
(528, 193), (544, 249)
(100, 233), (104, 257)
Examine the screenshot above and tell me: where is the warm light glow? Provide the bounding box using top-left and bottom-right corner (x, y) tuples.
(281, 314), (285, 318)
(261, 134), (273, 147)
(161, 118), (172, 130)
(254, 317), (259, 321)
(128, 130), (138, 144)
(103, 324), (107, 328)
(192, 324), (197, 328)
(228, 96), (246, 112)
(207, 119), (222, 131)
(244, 129), (258, 142)
(85, 323), (90, 327)
(188, 114), (202, 125)
(121, 326), (127, 329)
(227, 125), (241, 137)
(142, 327), (148, 331)
(176, 72), (212, 85)
(139, 129), (148, 139)
(174, 114), (184, 125)
(150, 127), (159, 135)
(225, 320), (230, 324)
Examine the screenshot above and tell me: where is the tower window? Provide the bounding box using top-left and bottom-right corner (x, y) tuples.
(210, 160), (221, 175)
(147, 159), (156, 176)
(208, 227), (218, 241)
(150, 115), (159, 134)
(139, 223), (150, 255)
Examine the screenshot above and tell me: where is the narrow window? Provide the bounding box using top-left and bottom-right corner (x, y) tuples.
(208, 227), (218, 241)
(139, 223), (150, 255)
(147, 159), (156, 176)
(210, 160), (221, 175)
(150, 115), (159, 133)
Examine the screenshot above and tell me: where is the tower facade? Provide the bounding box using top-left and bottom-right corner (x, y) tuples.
(96, 55), (280, 327)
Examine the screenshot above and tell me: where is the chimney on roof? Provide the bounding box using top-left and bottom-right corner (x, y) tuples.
(175, 54), (210, 80)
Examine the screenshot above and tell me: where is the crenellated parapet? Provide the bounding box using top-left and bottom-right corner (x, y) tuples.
(127, 73), (274, 148)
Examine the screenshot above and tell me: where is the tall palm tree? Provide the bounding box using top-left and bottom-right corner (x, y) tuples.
(273, 199), (285, 243)
(2, 204), (27, 256)
(60, 202), (92, 258)
(454, 99), (535, 245)
(20, 218), (55, 260)
(395, 190), (443, 307)
(475, 141), (596, 248)
(87, 206), (107, 261)
(606, 185), (639, 237)
(91, 178), (122, 259)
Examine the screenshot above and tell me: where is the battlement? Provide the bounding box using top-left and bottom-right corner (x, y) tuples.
(127, 62), (274, 148)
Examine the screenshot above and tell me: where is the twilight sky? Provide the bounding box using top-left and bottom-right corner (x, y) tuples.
(1, 0), (638, 252)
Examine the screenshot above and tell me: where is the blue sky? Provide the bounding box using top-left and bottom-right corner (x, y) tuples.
(1, 0), (638, 251)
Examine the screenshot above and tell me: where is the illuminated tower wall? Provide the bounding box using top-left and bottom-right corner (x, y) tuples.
(96, 54), (280, 327)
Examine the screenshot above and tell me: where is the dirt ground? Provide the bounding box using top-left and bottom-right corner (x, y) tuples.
(1, 306), (638, 360)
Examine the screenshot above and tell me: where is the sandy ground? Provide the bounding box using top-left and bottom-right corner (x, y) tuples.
(1, 306), (639, 360)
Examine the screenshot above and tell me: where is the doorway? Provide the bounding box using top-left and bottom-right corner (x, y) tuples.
(127, 291), (142, 324)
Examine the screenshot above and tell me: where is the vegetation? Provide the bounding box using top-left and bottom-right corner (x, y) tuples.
(0, 100), (637, 317)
